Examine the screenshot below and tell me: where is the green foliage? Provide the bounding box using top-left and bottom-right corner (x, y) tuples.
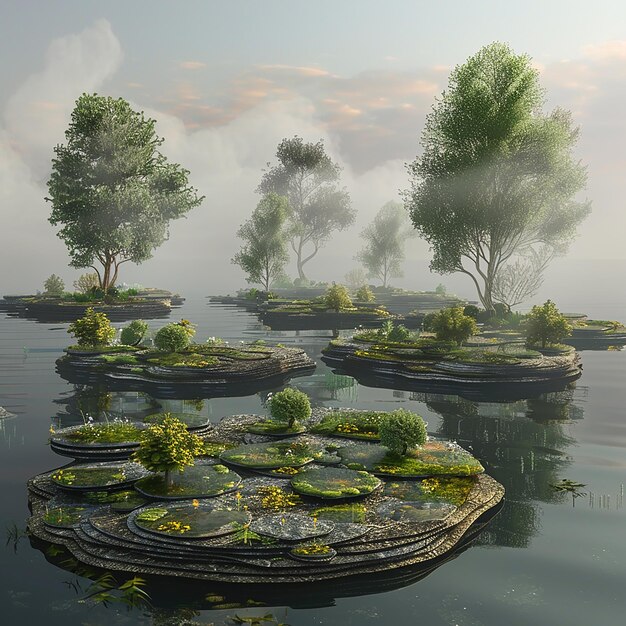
(73, 273), (99, 294)
(258, 136), (354, 281)
(68, 307), (116, 347)
(378, 410), (428, 456)
(526, 300), (572, 348)
(463, 305), (480, 320)
(435, 283), (447, 295)
(376, 320), (413, 343)
(268, 388), (311, 428)
(325, 284), (353, 311)
(154, 321), (194, 352)
(430, 307), (478, 346)
(356, 201), (414, 287)
(65, 420), (142, 444)
(132, 414), (203, 483)
(344, 268), (368, 291)
(47, 93), (203, 290)
(355, 285), (375, 302)
(44, 274), (65, 296)
(232, 193), (290, 291)
(405, 43), (590, 311)
(120, 320), (149, 346)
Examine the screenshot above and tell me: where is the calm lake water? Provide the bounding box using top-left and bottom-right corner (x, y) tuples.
(1, 296), (625, 626)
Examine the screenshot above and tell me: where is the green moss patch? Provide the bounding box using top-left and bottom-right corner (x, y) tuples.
(383, 476), (477, 506)
(310, 503), (367, 523)
(246, 420), (306, 436)
(311, 410), (386, 440)
(43, 505), (90, 528)
(220, 441), (323, 469)
(291, 467), (381, 499)
(50, 463), (141, 489)
(134, 464), (241, 499)
(61, 422), (143, 444)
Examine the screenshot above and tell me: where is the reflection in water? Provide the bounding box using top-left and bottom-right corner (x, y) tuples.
(414, 388), (585, 548)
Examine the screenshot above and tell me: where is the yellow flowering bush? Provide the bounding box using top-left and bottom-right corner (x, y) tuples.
(68, 308), (116, 347)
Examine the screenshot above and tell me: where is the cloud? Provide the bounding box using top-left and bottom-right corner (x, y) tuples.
(582, 40), (626, 61)
(180, 61), (206, 70)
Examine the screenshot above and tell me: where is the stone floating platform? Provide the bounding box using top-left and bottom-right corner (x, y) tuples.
(28, 413), (504, 584)
(259, 308), (392, 332)
(55, 345), (316, 398)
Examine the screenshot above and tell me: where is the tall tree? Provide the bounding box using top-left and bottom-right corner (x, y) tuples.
(232, 193), (290, 292)
(356, 201), (414, 287)
(47, 94), (203, 291)
(405, 43), (590, 312)
(258, 136), (354, 282)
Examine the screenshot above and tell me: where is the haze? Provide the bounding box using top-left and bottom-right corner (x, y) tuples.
(1, 0), (625, 304)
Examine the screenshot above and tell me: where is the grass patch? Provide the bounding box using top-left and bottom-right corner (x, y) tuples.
(291, 467), (381, 499)
(220, 441), (322, 469)
(311, 410), (386, 440)
(62, 421), (142, 444)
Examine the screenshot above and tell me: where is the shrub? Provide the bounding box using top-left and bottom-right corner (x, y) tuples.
(68, 308), (116, 347)
(388, 324), (411, 343)
(430, 307), (478, 346)
(120, 320), (149, 346)
(132, 414), (203, 487)
(378, 409), (427, 456)
(269, 388), (312, 428)
(422, 312), (437, 332)
(325, 284), (353, 311)
(73, 273), (100, 294)
(355, 285), (375, 302)
(463, 305), (480, 320)
(44, 274), (65, 296)
(154, 320), (195, 352)
(154, 323), (191, 352)
(526, 300), (572, 349)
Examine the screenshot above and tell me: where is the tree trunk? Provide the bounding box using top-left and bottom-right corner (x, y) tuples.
(164, 469), (173, 489)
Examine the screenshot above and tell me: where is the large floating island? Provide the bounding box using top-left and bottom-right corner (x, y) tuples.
(28, 410), (504, 584)
(56, 344), (316, 396)
(322, 332), (582, 399)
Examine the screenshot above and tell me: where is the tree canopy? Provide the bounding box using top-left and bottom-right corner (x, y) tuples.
(258, 136), (354, 281)
(356, 201), (414, 287)
(231, 193), (290, 292)
(47, 94), (204, 291)
(405, 43), (590, 312)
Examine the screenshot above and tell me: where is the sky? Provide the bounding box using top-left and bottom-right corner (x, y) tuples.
(1, 0), (626, 296)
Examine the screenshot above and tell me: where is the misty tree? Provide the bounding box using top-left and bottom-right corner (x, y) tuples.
(47, 94), (203, 292)
(405, 43), (590, 313)
(231, 193), (290, 292)
(493, 246), (553, 311)
(356, 201), (414, 287)
(258, 136), (354, 282)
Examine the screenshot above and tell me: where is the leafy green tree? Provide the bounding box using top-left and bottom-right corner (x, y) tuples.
(405, 43), (590, 312)
(232, 193), (290, 292)
(68, 307), (116, 347)
(431, 307), (478, 346)
(325, 284), (353, 311)
(258, 136), (354, 281)
(44, 274), (65, 296)
(47, 94), (203, 291)
(344, 268), (368, 291)
(269, 388), (312, 428)
(120, 320), (149, 346)
(526, 300), (572, 348)
(355, 285), (375, 302)
(154, 321), (194, 352)
(379, 410), (427, 455)
(133, 414), (204, 487)
(356, 201), (414, 287)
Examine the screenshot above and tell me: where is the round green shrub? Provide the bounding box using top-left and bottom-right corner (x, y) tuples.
(379, 409), (427, 456)
(154, 323), (191, 352)
(388, 324), (411, 343)
(431, 307), (478, 346)
(269, 388), (312, 428)
(120, 320), (149, 346)
(355, 285), (375, 302)
(526, 300), (572, 349)
(68, 307), (116, 347)
(325, 284), (353, 311)
(463, 305), (480, 320)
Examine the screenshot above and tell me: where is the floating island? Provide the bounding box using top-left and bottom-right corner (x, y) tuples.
(0, 287), (183, 322)
(322, 331), (583, 399)
(28, 409), (504, 584)
(56, 343), (316, 395)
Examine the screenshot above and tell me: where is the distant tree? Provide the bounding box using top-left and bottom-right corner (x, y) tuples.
(431, 307), (478, 346)
(493, 247), (553, 311)
(526, 300), (572, 348)
(231, 193), (290, 292)
(47, 94), (203, 292)
(357, 201), (414, 287)
(325, 284), (353, 311)
(258, 136), (354, 281)
(344, 268), (368, 291)
(405, 43), (590, 313)
(44, 274), (65, 296)
(73, 272), (100, 294)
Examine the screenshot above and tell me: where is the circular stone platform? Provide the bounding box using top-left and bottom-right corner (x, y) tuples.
(49, 461), (147, 491)
(291, 467), (382, 499)
(134, 463), (242, 500)
(220, 440), (323, 469)
(249, 512), (334, 542)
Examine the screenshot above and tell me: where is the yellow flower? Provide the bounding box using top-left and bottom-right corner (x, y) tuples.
(192, 499), (200, 508)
